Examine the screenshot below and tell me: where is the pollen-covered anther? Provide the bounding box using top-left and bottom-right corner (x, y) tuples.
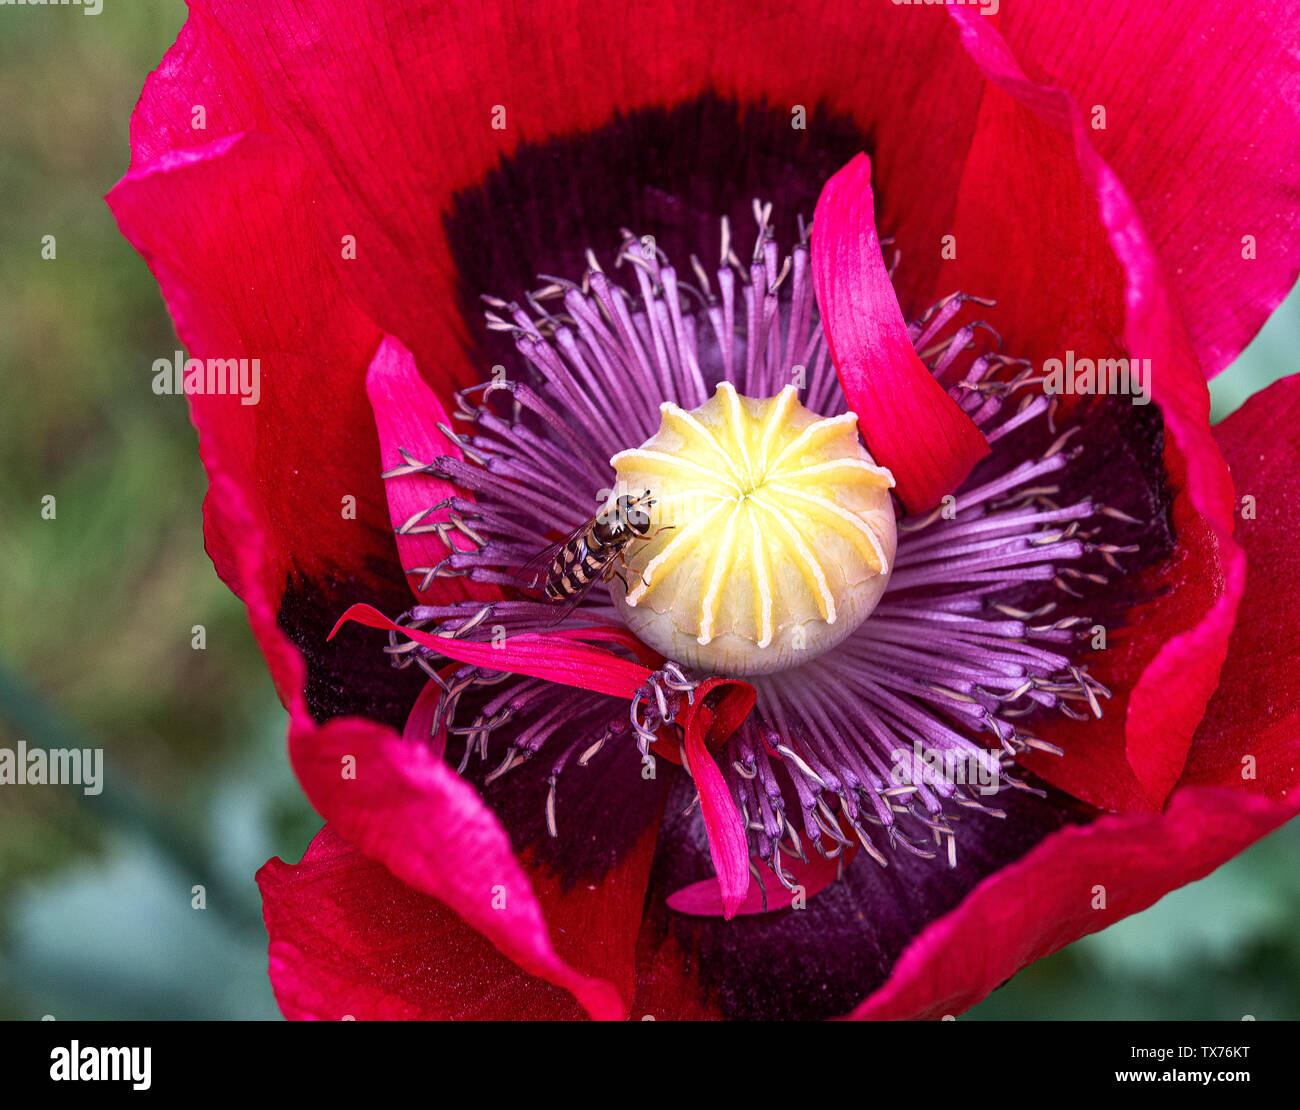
(610, 382), (897, 676)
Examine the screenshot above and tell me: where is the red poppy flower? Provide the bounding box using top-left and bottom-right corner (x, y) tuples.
(108, 0), (1300, 1020)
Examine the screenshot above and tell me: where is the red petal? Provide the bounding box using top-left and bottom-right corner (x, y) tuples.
(366, 336), (500, 606)
(259, 822), (661, 1020)
(141, 4), (1297, 384)
(285, 709), (628, 1019)
(106, 131), (393, 614)
(146, 2), (983, 380)
(848, 369), (1300, 1020)
(1181, 374), (1300, 799)
(947, 10), (1244, 811)
(116, 0), (1292, 636)
(111, 6), (987, 631)
(258, 826), (585, 1019)
(849, 786), (1298, 1020)
(985, 1), (1300, 378)
(812, 153), (990, 513)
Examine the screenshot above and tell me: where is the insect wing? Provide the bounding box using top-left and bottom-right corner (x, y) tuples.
(512, 519), (592, 597)
(539, 575), (600, 627)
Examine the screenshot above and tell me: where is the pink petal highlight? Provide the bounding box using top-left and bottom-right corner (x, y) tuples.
(682, 710), (750, 920)
(329, 602), (655, 699)
(667, 848), (844, 917)
(402, 677), (447, 759)
(366, 335), (500, 606)
(812, 152), (990, 514)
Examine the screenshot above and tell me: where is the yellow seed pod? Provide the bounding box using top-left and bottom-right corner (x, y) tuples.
(610, 382), (897, 676)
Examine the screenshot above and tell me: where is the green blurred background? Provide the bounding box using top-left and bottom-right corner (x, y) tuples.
(0, 2), (1295, 1021)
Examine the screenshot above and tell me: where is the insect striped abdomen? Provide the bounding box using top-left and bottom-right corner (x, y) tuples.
(545, 531), (602, 600)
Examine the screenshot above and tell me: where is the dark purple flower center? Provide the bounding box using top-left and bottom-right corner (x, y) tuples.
(377, 203), (1146, 897)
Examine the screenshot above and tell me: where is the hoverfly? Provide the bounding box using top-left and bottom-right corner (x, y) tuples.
(515, 490), (666, 622)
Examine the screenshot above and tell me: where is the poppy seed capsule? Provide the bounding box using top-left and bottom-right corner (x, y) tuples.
(610, 382), (897, 676)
